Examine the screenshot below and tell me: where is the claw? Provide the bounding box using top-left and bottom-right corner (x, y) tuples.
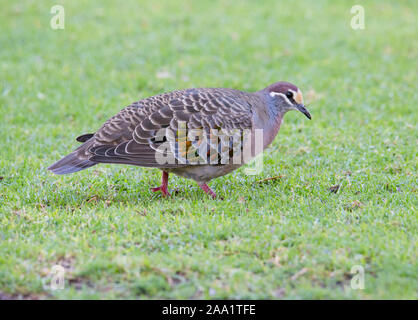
(198, 183), (217, 199)
(150, 185), (170, 197)
(150, 171), (170, 197)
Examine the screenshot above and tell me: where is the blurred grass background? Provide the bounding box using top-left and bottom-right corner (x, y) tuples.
(0, 0), (416, 299)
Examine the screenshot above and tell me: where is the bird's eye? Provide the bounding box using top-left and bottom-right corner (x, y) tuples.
(286, 91), (293, 99)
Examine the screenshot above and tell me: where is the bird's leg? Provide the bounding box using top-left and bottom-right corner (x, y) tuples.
(150, 171), (170, 197)
(198, 183), (217, 199)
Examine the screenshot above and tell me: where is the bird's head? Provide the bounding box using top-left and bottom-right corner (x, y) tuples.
(265, 81), (311, 120)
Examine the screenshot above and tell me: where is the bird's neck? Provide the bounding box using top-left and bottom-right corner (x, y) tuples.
(253, 92), (284, 148)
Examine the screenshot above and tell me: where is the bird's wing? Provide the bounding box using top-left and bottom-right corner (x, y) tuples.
(87, 88), (255, 167)
(76, 133), (94, 143)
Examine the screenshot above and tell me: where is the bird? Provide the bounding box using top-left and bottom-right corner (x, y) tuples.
(48, 81), (311, 199)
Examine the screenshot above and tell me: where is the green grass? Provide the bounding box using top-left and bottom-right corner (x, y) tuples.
(0, 0), (417, 299)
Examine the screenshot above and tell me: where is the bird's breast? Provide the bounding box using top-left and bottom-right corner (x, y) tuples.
(252, 111), (283, 150)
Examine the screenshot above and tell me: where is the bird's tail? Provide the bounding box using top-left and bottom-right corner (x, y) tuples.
(48, 151), (96, 175)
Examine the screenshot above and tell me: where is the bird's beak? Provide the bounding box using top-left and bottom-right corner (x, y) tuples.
(296, 104), (311, 120)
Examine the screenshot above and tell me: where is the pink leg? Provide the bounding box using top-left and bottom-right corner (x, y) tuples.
(198, 183), (217, 199)
(150, 171), (170, 197)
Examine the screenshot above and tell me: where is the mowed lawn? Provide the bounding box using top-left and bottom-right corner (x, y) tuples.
(0, 0), (416, 299)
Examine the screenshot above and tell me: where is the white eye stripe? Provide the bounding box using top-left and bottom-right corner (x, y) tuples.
(269, 92), (293, 106)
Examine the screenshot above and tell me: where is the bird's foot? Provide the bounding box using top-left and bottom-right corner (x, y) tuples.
(198, 183), (217, 199)
(150, 185), (171, 197)
(150, 171), (170, 197)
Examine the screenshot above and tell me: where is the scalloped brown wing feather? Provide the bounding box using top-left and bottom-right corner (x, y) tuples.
(87, 88), (258, 167)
